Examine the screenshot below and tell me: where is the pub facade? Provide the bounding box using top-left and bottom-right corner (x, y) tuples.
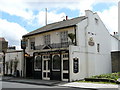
(22, 10), (112, 81)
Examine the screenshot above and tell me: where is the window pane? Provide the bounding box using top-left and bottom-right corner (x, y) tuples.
(63, 60), (69, 70)
(44, 34), (50, 45)
(48, 60), (50, 70)
(34, 56), (41, 70)
(44, 61), (46, 70)
(53, 55), (60, 70)
(60, 31), (68, 43)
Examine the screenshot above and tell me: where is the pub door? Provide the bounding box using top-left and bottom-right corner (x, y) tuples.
(26, 57), (33, 78)
(51, 54), (61, 81)
(42, 54), (50, 80)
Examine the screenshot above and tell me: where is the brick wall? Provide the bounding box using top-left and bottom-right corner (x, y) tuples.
(111, 51), (120, 72)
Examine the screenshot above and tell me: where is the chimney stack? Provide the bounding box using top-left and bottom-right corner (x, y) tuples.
(66, 16), (68, 20)
(114, 32), (115, 35)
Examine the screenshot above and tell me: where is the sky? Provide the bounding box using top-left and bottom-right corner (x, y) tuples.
(0, 0), (119, 49)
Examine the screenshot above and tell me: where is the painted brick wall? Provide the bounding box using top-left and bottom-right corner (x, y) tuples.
(111, 51), (120, 72)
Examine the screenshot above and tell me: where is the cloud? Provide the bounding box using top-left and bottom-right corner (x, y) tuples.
(0, 0), (119, 50)
(97, 5), (118, 34)
(36, 11), (66, 26)
(0, 19), (28, 49)
(0, 0), (34, 21)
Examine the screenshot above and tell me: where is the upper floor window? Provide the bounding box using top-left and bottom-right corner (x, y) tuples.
(44, 34), (50, 45)
(60, 31), (68, 43)
(30, 38), (35, 50)
(97, 43), (100, 52)
(31, 42), (35, 50)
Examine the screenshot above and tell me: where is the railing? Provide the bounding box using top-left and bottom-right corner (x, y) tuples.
(34, 42), (73, 50)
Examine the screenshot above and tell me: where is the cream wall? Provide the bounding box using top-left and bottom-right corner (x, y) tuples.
(25, 27), (75, 52)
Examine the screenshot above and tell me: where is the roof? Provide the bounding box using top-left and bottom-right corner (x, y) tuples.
(111, 34), (119, 41)
(23, 16), (87, 37)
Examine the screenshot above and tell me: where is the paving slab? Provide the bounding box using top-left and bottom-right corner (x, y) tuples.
(60, 82), (119, 89)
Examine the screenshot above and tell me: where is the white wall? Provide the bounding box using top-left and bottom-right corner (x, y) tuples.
(111, 35), (119, 51)
(69, 45), (87, 81)
(118, 1), (120, 40)
(5, 51), (24, 77)
(73, 10), (111, 80)
(86, 10), (111, 76)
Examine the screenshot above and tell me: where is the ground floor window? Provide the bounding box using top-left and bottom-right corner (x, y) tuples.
(34, 56), (41, 71)
(52, 55), (60, 70)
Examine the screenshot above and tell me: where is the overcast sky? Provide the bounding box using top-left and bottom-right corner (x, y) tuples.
(0, 0), (119, 49)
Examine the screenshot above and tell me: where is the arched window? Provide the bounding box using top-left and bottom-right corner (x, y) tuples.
(34, 56), (41, 70)
(52, 55), (60, 70)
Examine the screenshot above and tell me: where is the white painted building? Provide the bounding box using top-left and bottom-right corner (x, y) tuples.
(22, 10), (112, 81)
(118, 1), (120, 50)
(111, 33), (119, 51)
(5, 50), (24, 77)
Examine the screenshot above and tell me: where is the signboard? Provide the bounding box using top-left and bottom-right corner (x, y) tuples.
(73, 57), (79, 73)
(21, 39), (26, 49)
(88, 37), (95, 46)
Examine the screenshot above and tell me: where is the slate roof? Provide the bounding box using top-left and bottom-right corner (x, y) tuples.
(23, 16), (87, 37)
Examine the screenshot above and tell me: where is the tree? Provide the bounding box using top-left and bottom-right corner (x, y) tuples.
(68, 33), (75, 44)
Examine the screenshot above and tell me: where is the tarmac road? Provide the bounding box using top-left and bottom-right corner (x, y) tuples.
(1, 81), (93, 90)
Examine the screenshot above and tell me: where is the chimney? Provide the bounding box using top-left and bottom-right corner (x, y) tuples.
(114, 32), (115, 35)
(66, 16), (68, 20)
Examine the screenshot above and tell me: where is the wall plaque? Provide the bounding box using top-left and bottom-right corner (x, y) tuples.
(88, 37), (95, 46)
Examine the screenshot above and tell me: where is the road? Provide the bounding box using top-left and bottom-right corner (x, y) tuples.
(1, 81), (92, 90)
(1, 81), (119, 90)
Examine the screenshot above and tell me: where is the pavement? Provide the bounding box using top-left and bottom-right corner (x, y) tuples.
(1, 76), (120, 89)
(2, 76), (67, 86)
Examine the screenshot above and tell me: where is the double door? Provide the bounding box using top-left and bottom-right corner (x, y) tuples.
(42, 55), (50, 80)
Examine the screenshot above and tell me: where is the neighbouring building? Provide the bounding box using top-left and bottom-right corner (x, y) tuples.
(111, 2), (120, 73)
(0, 53), (3, 75)
(5, 50), (24, 77)
(22, 10), (111, 81)
(0, 37), (8, 75)
(111, 32), (119, 51)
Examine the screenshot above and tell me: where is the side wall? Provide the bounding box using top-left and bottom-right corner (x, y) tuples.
(69, 45), (87, 81)
(75, 10), (111, 79)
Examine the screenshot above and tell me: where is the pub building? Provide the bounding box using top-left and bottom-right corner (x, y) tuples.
(21, 10), (111, 81)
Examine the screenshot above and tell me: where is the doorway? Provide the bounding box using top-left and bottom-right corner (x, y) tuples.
(51, 54), (61, 80)
(42, 55), (50, 80)
(26, 57), (33, 78)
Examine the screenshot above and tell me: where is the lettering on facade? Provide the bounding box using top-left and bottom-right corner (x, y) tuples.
(73, 57), (79, 73)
